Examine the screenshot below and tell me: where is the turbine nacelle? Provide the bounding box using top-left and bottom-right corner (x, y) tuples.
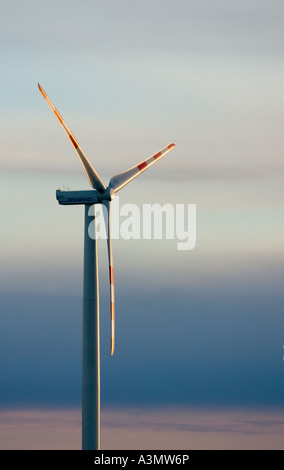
(56, 187), (115, 205)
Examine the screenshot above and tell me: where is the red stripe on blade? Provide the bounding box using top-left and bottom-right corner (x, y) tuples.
(38, 83), (47, 98)
(153, 151), (162, 160)
(168, 143), (175, 149)
(69, 134), (78, 149)
(137, 161), (147, 171)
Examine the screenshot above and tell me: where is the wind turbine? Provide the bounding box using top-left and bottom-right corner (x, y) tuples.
(38, 83), (175, 450)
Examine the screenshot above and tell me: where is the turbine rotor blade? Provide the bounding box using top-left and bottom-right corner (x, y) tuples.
(102, 200), (115, 356)
(38, 83), (106, 193)
(108, 143), (175, 193)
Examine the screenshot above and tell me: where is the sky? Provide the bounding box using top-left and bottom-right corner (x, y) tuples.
(0, 0), (284, 450)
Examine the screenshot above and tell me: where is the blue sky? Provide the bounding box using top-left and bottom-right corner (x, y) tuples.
(0, 0), (284, 449)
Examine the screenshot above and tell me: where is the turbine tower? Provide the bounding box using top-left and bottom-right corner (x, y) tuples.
(38, 83), (175, 450)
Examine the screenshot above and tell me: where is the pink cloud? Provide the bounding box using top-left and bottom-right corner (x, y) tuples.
(0, 406), (283, 450)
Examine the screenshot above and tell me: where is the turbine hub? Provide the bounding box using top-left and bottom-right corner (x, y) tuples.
(98, 187), (115, 202)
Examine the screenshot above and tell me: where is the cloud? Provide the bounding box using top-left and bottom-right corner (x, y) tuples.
(101, 406), (284, 449)
(1, 0), (284, 57)
(0, 406), (283, 449)
(0, 285), (283, 409)
(148, 164), (284, 182)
